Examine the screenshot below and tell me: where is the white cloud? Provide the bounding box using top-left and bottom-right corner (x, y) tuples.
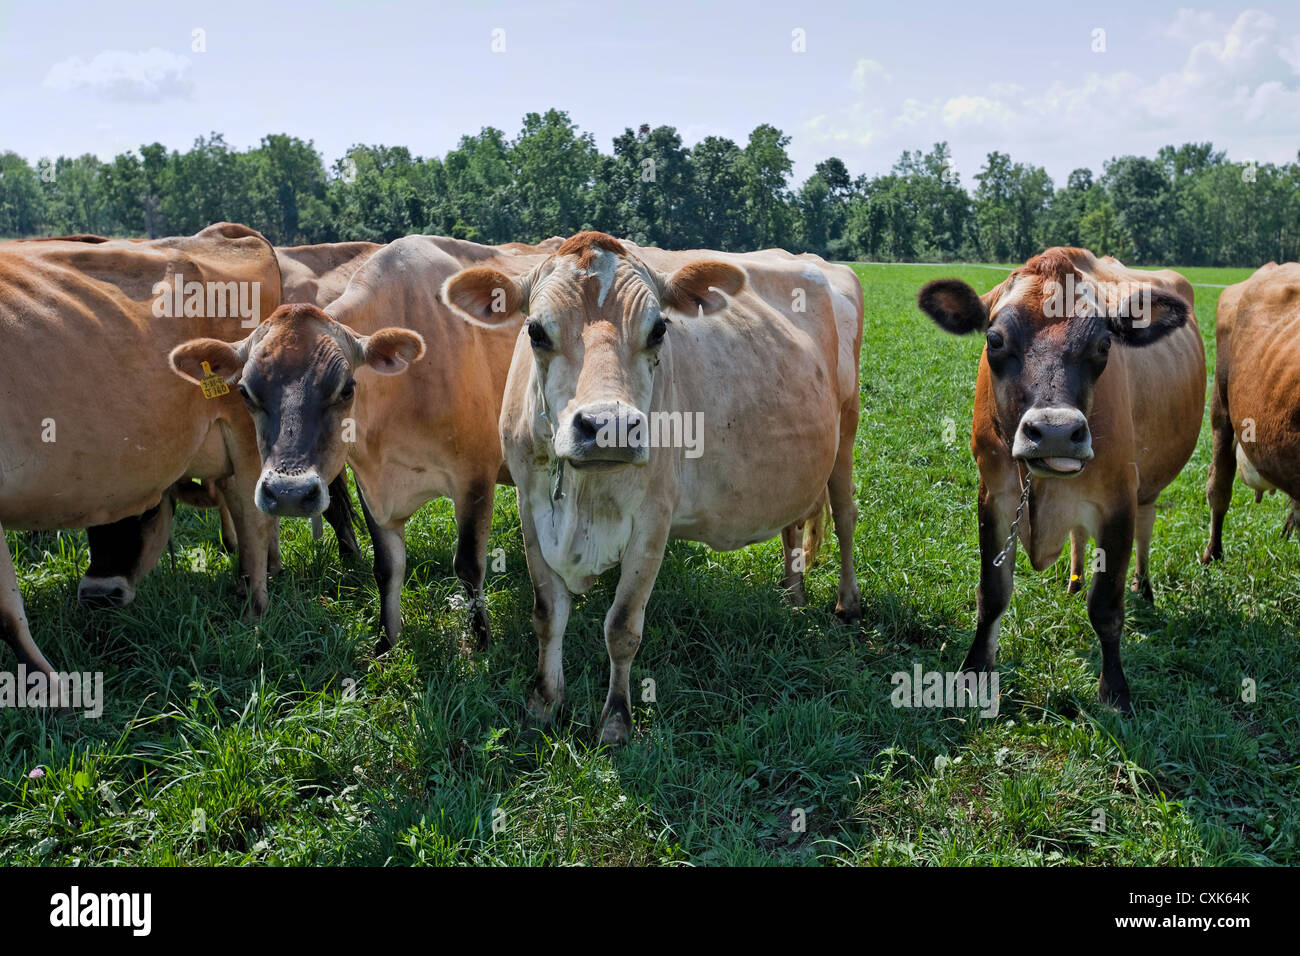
(44, 49), (193, 102)
(850, 58), (892, 94)
(803, 7), (1300, 180)
(941, 95), (1015, 130)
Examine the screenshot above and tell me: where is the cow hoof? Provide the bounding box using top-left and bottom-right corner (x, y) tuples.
(782, 581), (807, 608)
(1066, 575), (1083, 595)
(527, 687), (562, 724)
(1200, 545), (1222, 565)
(598, 711), (630, 745)
(1130, 579), (1154, 603)
(1099, 679), (1133, 716)
(77, 576), (135, 609)
(834, 598), (863, 623)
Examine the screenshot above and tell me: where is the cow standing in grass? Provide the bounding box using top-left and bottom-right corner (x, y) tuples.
(75, 240), (383, 607)
(0, 223), (281, 680)
(917, 248), (1205, 712)
(443, 232), (864, 744)
(1202, 262), (1300, 559)
(169, 236), (556, 652)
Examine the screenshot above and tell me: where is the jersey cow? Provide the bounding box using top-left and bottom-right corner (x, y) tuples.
(917, 248), (1205, 712)
(1203, 262), (1300, 559)
(443, 232), (864, 744)
(75, 240), (382, 607)
(0, 223), (281, 682)
(169, 236), (554, 652)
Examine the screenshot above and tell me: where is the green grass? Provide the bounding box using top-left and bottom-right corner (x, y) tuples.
(3, 262), (1296, 866)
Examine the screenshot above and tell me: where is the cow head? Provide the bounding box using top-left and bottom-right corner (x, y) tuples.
(168, 303), (425, 517)
(918, 249), (1188, 479)
(442, 232), (744, 471)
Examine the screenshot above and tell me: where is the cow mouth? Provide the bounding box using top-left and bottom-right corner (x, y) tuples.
(563, 457), (637, 473)
(1022, 456), (1087, 478)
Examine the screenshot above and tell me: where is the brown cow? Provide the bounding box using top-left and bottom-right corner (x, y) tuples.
(443, 232), (864, 743)
(1203, 261), (1300, 560)
(168, 236), (555, 652)
(917, 248), (1205, 712)
(73, 240), (383, 606)
(0, 223), (281, 680)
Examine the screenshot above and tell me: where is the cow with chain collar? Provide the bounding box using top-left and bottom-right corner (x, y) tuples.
(917, 248), (1205, 712)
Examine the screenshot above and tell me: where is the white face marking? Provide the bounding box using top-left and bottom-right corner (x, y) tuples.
(584, 248), (618, 307)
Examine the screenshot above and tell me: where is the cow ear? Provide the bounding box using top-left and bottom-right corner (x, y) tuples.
(659, 261), (745, 316)
(918, 279), (989, 335)
(1108, 289), (1188, 346)
(442, 267), (527, 326)
(357, 327), (425, 375)
(170, 337), (246, 385)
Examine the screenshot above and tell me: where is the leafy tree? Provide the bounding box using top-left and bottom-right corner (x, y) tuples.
(0, 152), (48, 236)
(508, 109), (598, 243)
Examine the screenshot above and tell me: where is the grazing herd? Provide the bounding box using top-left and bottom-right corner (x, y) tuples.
(0, 222), (1296, 736)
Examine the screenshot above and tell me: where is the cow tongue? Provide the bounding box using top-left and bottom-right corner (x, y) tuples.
(1041, 457), (1083, 473)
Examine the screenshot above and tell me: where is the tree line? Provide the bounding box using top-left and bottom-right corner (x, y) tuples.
(2, 108), (1296, 267)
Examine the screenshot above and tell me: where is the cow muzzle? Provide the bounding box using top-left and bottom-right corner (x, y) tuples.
(77, 575), (136, 609)
(554, 400), (649, 469)
(255, 469), (329, 517)
(1013, 406), (1093, 478)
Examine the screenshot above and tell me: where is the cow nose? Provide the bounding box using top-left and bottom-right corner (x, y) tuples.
(559, 401), (649, 465)
(256, 471), (329, 517)
(77, 575), (135, 609)
(1013, 406), (1093, 473)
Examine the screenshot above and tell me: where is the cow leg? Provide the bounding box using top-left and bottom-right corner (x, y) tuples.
(324, 472), (361, 559)
(1130, 503), (1156, 602)
(965, 487), (1015, 673)
(599, 516), (671, 745)
(452, 480), (494, 651)
(519, 501), (571, 723)
(1090, 509), (1134, 714)
(1202, 392), (1236, 563)
(216, 474), (272, 622)
(214, 482), (238, 555)
(779, 523), (807, 607)
(0, 523), (59, 687)
(266, 521), (282, 577)
(358, 490), (406, 651)
(1067, 529), (1085, 594)
(828, 420), (862, 621)
(80, 494), (175, 608)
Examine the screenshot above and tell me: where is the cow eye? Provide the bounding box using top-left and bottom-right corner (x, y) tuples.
(338, 380), (356, 403)
(647, 317), (669, 348)
(527, 320), (551, 350)
(986, 329), (1005, 351)
(237, 383), (258, 408)
(1097, 334), (1112, 354)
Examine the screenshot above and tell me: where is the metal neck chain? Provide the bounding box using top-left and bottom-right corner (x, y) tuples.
(992, 467), (1031, 568)
(534, 374), (566, 506)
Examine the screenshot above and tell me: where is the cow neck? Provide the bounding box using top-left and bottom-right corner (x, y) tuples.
(532, 347), (669, 508)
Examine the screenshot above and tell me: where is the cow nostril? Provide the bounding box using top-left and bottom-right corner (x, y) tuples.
(301, 484), (321, 508)
(573, 413), (599, 443)
(1071, 427), (1087, 444)
(1023, 423), (1042, 442)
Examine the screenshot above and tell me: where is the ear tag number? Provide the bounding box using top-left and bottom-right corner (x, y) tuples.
(200, 361), (230, 399)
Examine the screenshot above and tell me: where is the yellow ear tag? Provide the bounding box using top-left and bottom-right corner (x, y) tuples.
(199, 361), (230, 399)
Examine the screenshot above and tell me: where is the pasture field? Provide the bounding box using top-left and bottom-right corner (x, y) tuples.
(1, 262), (1295, 866)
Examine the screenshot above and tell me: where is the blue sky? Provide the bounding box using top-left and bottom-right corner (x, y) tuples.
(2, 0), (1297, 187)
